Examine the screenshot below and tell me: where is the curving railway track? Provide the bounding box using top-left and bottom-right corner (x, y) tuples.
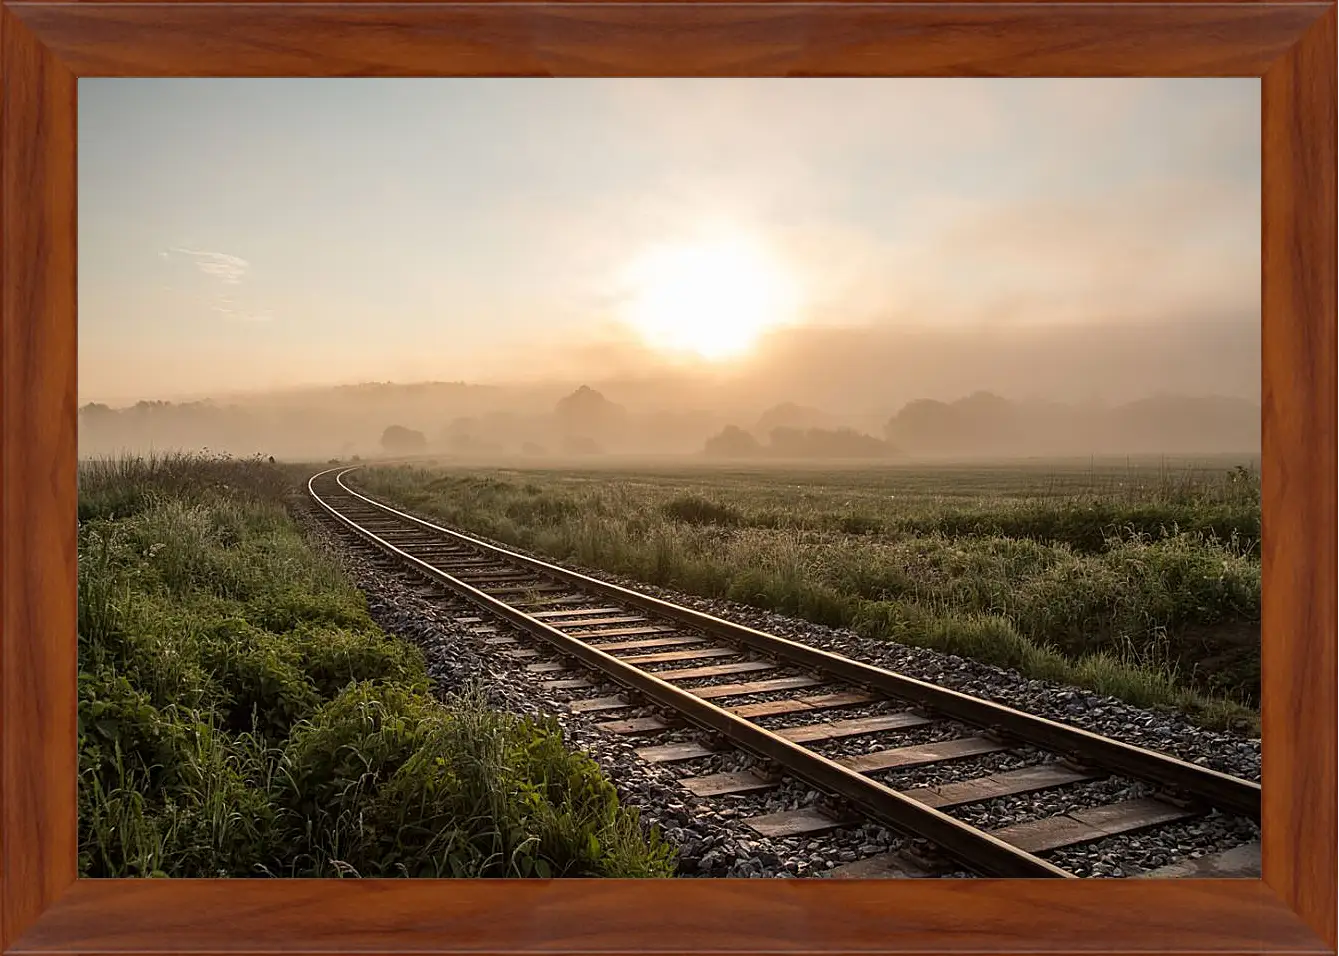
(308, 466), (1261, 880)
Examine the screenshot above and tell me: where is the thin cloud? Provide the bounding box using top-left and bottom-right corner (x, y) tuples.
(162, 249), (268, 321)
(166, 247), (249, 285)
(212, 303), (273, 323)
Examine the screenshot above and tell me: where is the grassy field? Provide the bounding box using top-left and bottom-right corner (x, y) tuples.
(77, 453), (674, 878)
(353, 456), (1261, 733)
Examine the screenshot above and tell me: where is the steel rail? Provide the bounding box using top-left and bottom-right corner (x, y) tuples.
(309, 467), (1075, 878)
(324, 466), (1261, 822)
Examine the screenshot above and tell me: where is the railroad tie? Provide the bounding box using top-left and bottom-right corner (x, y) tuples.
(681, 770), (778, 797)
(636, 740), (721, 763)
(728, 691), (877, 719)
(987, 797), (1196, 854)
(567, 695), (632, 714)
(776, 712), (931, 744)
(821, 852), (940, 879)
(588, 635), (707, 653)
(737, 763), (1103, 833)
(541, 678), (595, 690)
(690, 676), (823, 700)
(656, 661), (776, 681)
(617, 647), (739, 666)
(530, 606), (624, 619)
(595, 715), (672, 735)
(526, 661), (573, 674)
(839, 736), (1006, 774)
(1133, 841), (1260, 879)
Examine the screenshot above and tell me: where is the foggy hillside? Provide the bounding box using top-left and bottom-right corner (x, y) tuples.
(78, 312), (1260, 461)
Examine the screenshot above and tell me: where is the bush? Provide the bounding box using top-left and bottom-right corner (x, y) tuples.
(244, 585), (373, 633)
(78, 716), (280, 878)
(280, 684), (675, 878)
(78, 667), (193, 793)
(660, 494), (744, 527)
(291, 625), (430, 700)
(77, 453), (671, 878)
(197, 619), (321, 737)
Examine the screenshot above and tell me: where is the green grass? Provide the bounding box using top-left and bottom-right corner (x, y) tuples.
(353, 458), (1261, 733)
(78, 452), (675, 878)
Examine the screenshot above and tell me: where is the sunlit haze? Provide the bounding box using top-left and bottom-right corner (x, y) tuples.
(79, 78), (1260, 459)
(623, 233), (799, 359)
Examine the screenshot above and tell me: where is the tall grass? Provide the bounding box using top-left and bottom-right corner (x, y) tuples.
(78, 452), (674, 878)
(356, 462), (1261, 732)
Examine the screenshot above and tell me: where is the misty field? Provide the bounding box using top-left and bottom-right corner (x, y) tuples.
(353, 457), (1261, 733)
(77, 454), (673, 878)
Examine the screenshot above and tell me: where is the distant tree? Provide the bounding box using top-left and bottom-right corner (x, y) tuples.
(380, 425), (427, 455)
(554, 386), (626, 440)
(884, 399), (959, 452)
(449, 434), (503, 455)
(766, 426), (895, 459)
(561, 435), (602, 456)
(703, 425), (762, 458)
(952, 391), (1018, 448)
(752, 402), (834, 439)
(885, 392), (1019, 455)
(766, 426), (807, 457)
(442, 417), (477, 441)
(79, 402), (115, 420)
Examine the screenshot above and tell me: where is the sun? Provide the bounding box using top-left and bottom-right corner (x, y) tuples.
(622, 235), (798, 361)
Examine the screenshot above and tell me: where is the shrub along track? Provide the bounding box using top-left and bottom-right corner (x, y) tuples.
(309, 466), (1261, 880)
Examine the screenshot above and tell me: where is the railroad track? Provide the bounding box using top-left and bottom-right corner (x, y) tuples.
(308, 466), (1262, 880)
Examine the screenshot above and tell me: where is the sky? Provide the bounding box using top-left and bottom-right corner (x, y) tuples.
(78, 78), (1260, 405)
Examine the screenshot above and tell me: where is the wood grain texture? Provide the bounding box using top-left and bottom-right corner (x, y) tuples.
(1261, 6), (1338, 951)
(8, 879), (1335, 954)
(0, 3), (78, 951)
(5, 0), (1333, 5)
(0, 1), (1334, 955)
(3, 3), (1328, 78)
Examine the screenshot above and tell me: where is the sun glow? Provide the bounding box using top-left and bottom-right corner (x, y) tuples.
(622, 235), (798, 361)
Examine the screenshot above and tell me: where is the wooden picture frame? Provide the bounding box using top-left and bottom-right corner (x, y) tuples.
(2, 3), (1334, 954)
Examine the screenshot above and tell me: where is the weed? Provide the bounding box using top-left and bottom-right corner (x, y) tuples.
(77, 452), (672, 878)
(356, 460), (1260, 731)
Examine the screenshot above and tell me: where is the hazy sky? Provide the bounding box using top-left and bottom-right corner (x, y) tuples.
(79, 79), (1259, 405)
